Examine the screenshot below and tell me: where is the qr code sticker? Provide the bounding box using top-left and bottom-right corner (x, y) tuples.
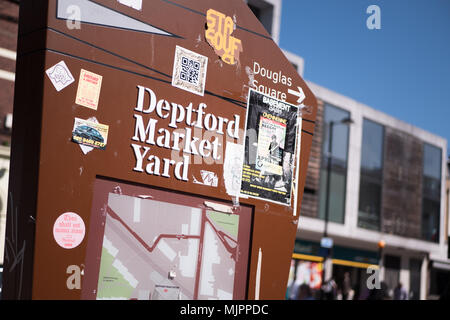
(180, 56), (200, 85)
(172, 46), (208, 96)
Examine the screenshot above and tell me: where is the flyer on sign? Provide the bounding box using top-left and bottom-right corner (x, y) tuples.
(240, 89), (299, 205)
(72, 117), (109, 150)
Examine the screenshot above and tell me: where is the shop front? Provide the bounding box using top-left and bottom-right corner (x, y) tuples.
(429, 260), (450, 299)
(286, 239), (379, 300)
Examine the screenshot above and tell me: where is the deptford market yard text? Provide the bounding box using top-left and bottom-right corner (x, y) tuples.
(131, 85), (240, 181)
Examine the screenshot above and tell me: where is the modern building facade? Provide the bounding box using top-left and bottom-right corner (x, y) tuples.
(244, 0), (450, 300)
(248, 1), (450, 299)
(287, 81), (449, 300)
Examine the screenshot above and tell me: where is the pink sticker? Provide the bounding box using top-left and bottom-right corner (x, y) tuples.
(53, 212), (85, 249)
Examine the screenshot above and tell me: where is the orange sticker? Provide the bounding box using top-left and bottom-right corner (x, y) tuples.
(75, 69), (103, 110)
(205, 8), (243, 65)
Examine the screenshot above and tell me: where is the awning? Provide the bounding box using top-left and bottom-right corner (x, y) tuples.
(432, 261), (450, 271)
(292, 239), (379, 269)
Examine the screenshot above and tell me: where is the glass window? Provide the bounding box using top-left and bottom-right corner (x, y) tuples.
(247, 1), (274, 36)
(409, 259), (421, 300)
(318, 104), (350, 224)
(384, 255), (400, 298)
(358, 119), (384, 231)
(421, 143), (442, 242)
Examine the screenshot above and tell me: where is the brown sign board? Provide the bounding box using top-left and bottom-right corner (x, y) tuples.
(3, 0), (317, 300)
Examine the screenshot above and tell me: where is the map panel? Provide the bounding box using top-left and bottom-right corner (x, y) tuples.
(95, 192), (247, 300)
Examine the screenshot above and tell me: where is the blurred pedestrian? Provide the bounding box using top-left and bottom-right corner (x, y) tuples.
(393, 282), (408, 300)
(367, 281), (391, 300)
(359, 286), (370, 300)
(297, 284), (315, 300)
(287, 281), (300, 300)
(321, 279), (337, 300)
(342, 272), (352, 300)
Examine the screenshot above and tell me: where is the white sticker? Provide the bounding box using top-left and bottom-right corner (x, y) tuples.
(193, 170), (218, 187)
(204, 201), (233, 214)
(45, 61), (75, 92)
(223, 142), (244, 197)
(53, 212), (86, 249)
(172, 45), (208, 96)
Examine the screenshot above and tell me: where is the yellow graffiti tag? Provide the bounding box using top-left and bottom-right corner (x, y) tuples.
(205, 8), (243, 65)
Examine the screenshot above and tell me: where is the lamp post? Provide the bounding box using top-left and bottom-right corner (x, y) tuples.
(321, 116), (353, 297)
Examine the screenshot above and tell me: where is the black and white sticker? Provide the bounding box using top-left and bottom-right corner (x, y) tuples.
(45, 61), (75, 92)
(171, 46), (208, 96)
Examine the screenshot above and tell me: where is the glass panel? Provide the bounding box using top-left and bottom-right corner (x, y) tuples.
(384, 255), (400, 299)
(247, 2), (273, 36)
(322, 105), (350, 164)
(319, 104), (350, 225)
(430, 268), (450, 297)
(409, 259), (421, 300)
(319, 166), (346, 224)
(423, 175), (441, 200)
(422, 143), (442, 242)
(358, 179), (382, 230)
(360, 119), (384, 176)
(421, 198), (440, 242)
(358, 119), (384, 231)
(423, 144), (442, 180)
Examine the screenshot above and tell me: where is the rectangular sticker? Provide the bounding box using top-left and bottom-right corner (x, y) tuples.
(75, 69), (103, 110)
(240, 89), (299, 206)
(72, 117), (109, 150)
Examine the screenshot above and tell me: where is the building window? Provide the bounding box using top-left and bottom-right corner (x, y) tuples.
(384, 254), (401, 298)
(318, 104), (350, 224)
(247, 0), (274, 36)
(421, 143), (442, 242)
(357, 119), (384, 231)
(291, 62), (298, 72)
(409, 258), (422, 300)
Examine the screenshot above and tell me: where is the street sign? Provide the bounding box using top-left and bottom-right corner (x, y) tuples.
(321, 237), (334, 249)
(3, 0), (317, 300)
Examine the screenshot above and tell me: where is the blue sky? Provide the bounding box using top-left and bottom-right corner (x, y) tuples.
(279, 0), (450, 154)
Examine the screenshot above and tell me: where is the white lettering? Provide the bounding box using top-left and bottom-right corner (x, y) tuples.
(366, 5), (381, 30)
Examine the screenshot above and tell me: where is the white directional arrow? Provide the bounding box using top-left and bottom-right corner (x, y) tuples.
(288, 86), (306, 104)
(57, 0), (174, 36)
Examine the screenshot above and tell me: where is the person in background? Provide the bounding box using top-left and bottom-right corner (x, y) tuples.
(287, 281), (300, 300)
(297, 283), (315, 300)
(367, 281), (391, 300)
(393, 282), (408, 300)
(342, 272), (352, 300)
(321, 279), (337, 300)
